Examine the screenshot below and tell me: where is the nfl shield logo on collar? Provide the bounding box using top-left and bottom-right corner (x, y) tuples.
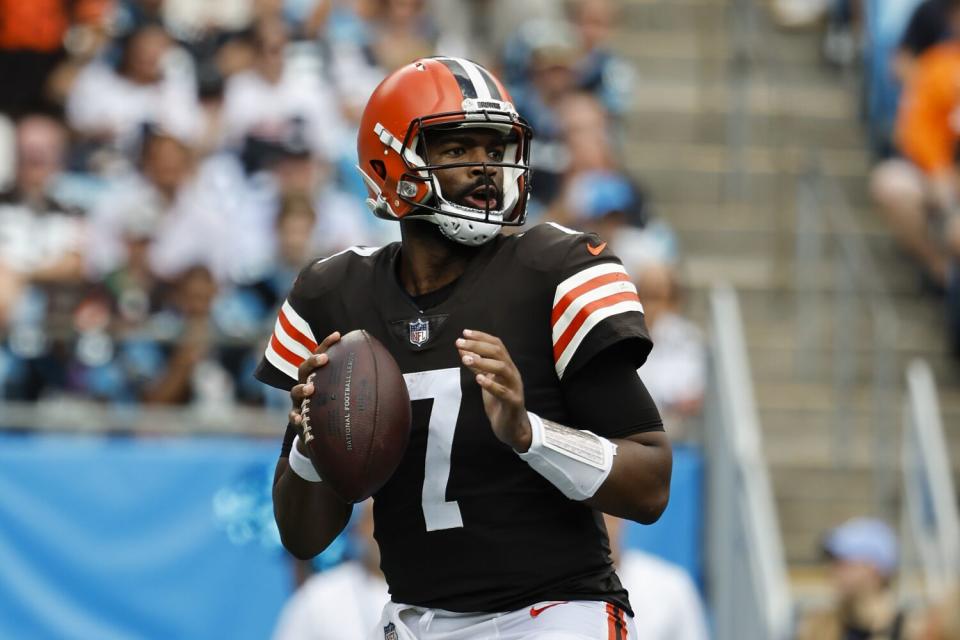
(383, 622), (399, 640)
(409, 318), (429, 346)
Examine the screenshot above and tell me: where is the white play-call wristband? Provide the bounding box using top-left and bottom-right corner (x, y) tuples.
(517, 411), (616, 501)
(288, 434), (323, 483)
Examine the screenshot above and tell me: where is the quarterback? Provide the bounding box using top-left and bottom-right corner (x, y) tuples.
(256, 57), (672, 639)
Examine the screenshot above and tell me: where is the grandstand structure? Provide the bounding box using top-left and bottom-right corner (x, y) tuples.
(619, 0), (960, 608)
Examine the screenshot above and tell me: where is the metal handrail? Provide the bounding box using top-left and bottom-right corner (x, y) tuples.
(902, 359), (960, 601)
(707, 284), (793, 640)
(794, 165), (900, 519)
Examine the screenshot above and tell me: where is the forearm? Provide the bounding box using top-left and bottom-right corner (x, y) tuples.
(517, 415), (671, 524)
(272, 458), (352, 559)
(586, 435), (671, 524)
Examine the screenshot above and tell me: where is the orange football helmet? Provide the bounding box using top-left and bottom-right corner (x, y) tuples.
(356, 57), (533, 245)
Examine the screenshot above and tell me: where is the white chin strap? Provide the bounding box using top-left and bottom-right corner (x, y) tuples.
(419, 173), (509, 246)
(431, 210), (502, 246)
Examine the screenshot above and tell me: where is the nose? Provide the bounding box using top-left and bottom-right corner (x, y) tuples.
(467, 148), (498, 178)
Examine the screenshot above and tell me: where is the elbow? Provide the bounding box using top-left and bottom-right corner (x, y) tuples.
(284, 545), (319, 562)
(278, 531), (323, 561)
(631, 486), (670, 525)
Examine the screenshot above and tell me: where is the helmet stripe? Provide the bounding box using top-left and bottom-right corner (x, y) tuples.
(434, 57), (478, 99)
(475, 65), (503, 100)
(451, 57), (493, 100)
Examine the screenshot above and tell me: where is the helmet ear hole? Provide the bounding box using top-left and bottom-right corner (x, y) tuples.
(369, 160), (387, 179)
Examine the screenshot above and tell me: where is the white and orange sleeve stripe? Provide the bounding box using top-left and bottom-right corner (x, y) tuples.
(552, 263), (644, 379)
(264, 300), (318, 382)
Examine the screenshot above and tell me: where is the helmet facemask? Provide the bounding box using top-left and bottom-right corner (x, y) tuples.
(396, 108), (533, 246)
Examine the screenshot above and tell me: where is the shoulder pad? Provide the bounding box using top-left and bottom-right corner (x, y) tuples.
(512, 222), (606, 272)
(291, 246), (382, 301)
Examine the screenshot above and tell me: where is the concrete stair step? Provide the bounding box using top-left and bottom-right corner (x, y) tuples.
(628, 109), (867, 149)
(615, 17), (825, 67)
(748, 345), (960, 387)
(754, 381), (903, 413)
(760, 411), (960, 473)
(744, 319), (948, 355)
(676, 252), (933, 299)
(620, 0), (731, 34)
(624, 141), (869, 178)
(636, 169), (870, 210)
(629, 54), (855, 89)
(627, 79), (858, 120)
(657, 202), (886, 235)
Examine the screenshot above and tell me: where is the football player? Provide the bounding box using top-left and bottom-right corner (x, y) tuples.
(256, 57), (671, 639)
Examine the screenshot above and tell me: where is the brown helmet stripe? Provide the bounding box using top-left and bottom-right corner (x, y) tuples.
(433, 57), (478, 100)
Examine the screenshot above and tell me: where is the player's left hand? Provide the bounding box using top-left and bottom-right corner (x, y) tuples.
(456, 329), (532, 452)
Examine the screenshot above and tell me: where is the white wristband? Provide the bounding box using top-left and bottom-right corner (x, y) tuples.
(517, 411), (616, 501)
(288, 434), (323, 483)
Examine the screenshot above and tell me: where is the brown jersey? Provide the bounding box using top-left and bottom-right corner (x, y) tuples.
(255, 222), (653, 614)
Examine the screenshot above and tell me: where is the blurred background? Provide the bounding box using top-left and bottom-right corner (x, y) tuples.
(1, 0), (959, 638)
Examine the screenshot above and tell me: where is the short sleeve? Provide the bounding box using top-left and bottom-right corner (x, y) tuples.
(542, 223), (653, 379)
(253, 246), (379, 391)
(254, 264), (327, 391)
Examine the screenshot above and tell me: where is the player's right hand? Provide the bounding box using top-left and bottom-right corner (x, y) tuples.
(289, 332), (341, 431)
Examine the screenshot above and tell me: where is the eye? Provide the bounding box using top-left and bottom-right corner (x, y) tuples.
(445, 146), (466, 158)
(488, 148), (505, 161)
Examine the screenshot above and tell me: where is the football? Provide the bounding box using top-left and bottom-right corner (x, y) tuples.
(300, 330), (411, 503)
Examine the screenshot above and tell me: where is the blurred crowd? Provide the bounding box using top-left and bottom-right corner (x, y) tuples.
(780, 0), (960, 355)
(0, 0), (704, 418)
(794, 517), (960, 640)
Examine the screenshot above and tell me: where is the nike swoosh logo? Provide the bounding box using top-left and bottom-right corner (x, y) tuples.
(587, 241), (607, 256)
(529, 601), (568, 617)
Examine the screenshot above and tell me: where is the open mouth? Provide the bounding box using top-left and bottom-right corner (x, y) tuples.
(462, 185), (500, 211)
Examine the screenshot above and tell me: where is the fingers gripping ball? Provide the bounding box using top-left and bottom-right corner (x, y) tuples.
(300, 330), (412, 503)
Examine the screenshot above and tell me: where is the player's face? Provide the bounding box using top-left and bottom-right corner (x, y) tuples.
(422, 128), (506, 211)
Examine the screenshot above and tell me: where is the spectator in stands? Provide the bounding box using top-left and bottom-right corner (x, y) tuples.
(221, 15), (344, 161)
(267, 192), (317, 299)
(328, 0), (439, 126)
(271, 138), (375, 253)
(427, 0), (563, 66)
(603, 514), (709, 640)
(0, 115), (85, 329)
(547, 95), (677, 264)
(894, 0), (951, 84)
(556, 92), (619, 180)
(870, 0), (960, 289)
(545, 93), (655, 229)
(140, 264), (236, 406)
(508, 22), (581, 206)
(241, 121), (383, 264)
(88, 125), (272, 285)
(510, 44), (600, 212)
(634, 264), (706, 438)
(0, 115), (85, 400)
(797, 518), (908, 640)
(101, 204), (163, 332)
(0, 0), (111, 117)
(272, 499), (389, 640)
(567, 0), (634, 118)
(66, 23), (203, 157)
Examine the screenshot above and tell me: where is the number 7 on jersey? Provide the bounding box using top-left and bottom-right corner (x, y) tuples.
(403, 368), (464, 532)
